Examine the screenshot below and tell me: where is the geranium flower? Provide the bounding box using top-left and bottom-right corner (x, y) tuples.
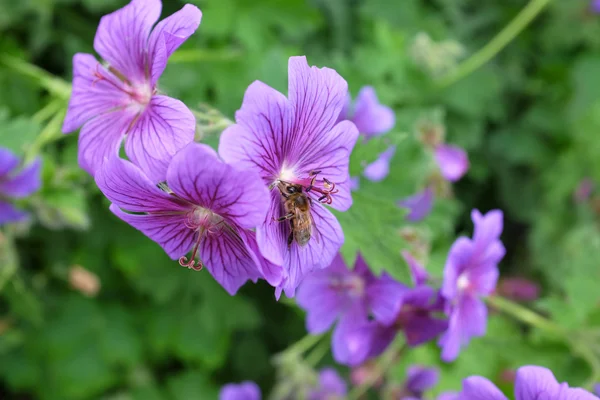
(0, 148), (41, 225)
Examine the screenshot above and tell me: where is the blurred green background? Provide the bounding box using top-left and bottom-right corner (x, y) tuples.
(2, 0), (600, 398)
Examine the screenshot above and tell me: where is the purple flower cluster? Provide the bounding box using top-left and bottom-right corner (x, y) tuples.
(0, 148), (41, 225)
(63, 0), (360, 296)
(297, 209), (503, 366)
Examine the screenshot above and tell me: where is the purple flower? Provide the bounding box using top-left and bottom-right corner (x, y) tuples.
(297, 253), (404, 334)
(397, 187), (434, 222)
(438, 209), (505, 362)
(456, 365), (596, 400)
(592, 0), (600, 13)
(398, 365), (439, 399)
(62, 0), (202, 182)
(349, 176), (360, 191)
(401, 251), (429, 287)
(0, 148), (41, 225)
(594, 383), (600, 397)
(220, 381), (261, 400)
(219, 56), (359, 296)
(330, 258), (447, 366)
(309, 368), (347, 400)
(339, 86), (395, 138)
(95, 143), (281, 295)
(434, 144), (469, 182)
(496, 277), (540, 302)
(363, 145), (396, 182)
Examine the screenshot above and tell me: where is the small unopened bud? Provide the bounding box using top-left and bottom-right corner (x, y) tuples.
(69, 265), (100, 297)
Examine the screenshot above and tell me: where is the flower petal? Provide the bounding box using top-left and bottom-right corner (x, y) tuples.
(62, 53), (130, 133)
(402, 250), (429, 286)
(366, 272), (406, 325)
(471, 209), (503, 251)
(434, 144), (469, 182)
(296, 254), (349, 333)
(239, 229), (283, 288)
(310, 368), (347, 399)
(397, 187), (434, 222)
(109, 204), (194, 260)
(200, 228), (262, 295)
(0, 201), (28, 225)
(295, 120), (359, 212)
(93, 0), (162, 85)
(406, 366), (439, 394)
(274, 203), (344, 297)
(404, 314), (448, 347)
(95, 154), (184, 213)
(219, 381), (261, 400)
(219, 81), (293, 182)
(331, 308), (372, 366)
(460, 376), (507, 400)
(288, 56), (348, 147)
(351, 86), (395, 137)
(147, 4), (202, 85)
(363, 145), (396, 182)
(167, 142), (269, 229)
(77, 109), (134, 176)
(0, 148), (20, 177)
(125, 95), (196, 183)
(0, 158), (41, 198)
(514, 366), (560, 400)
(438, 295), (487, 362)
(441, 237), (474, 300)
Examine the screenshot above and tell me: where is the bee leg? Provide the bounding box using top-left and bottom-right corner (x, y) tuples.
(273, 212), (294, 222)
(287, 232), (294, 248)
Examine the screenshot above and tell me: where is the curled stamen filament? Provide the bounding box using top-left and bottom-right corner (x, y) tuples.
(179, 227), (205, 271)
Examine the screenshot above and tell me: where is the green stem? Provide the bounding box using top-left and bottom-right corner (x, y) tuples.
(277, 333), (323, 360)
(486, 296), (567, 337)
(437, 0), (552, 88)
(0, 55), (71, 98)
(305, 337), (329, 367)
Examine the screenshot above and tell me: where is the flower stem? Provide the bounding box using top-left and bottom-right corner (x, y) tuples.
(486, 295), (566, 337)
(436, 0), (553, 88)
(305, 337), (330, 367)
(276, 333), (323, 360)
(0, 54), (71, 99)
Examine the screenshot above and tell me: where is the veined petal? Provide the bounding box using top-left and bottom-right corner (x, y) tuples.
(287, 56), (348, 149)
(295, 120), (359, 212)
(351, 86), (395, 138)
(238, 229), (284, 288)
(0, 148), (19, 176)
(147, 4), (202, 86)
(460, 376), (508, 400)
(167, 143), (269, 229)
(110, 204), (194, 260)
(200, 227), (262, 295)
(0, 158), (41, 198)
(95, 155), (187, 213)
(62, 53), (130, 133)
(219, 81), (293, 182)
(77, 109), (134, 176)
(257, 190), (287, 266)
(125, 95), (196, 183)
(366, 273), (406, 325)
(0, 201), (28, 225)
(273, 203), (344, 297)
(438, 295), (487, 362)
(93, 0), (162, 85)
(514, 366), (559, 400)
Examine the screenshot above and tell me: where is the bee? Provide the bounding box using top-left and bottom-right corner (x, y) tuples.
(275, 181), (314, 248)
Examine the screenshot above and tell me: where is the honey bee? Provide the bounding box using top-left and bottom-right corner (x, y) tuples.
(275, 181), (314, 248)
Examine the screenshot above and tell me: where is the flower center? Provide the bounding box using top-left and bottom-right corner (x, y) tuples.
(457, 273), (470, 292)
(272, 168), (340, 205)
(329, 274), (365, 298)
(179, 207), (225, 270)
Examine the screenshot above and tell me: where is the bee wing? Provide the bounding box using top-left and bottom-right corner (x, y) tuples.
(295, 205), (319, 245)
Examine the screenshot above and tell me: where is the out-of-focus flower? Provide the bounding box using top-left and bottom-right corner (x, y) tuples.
(496, 277), (540, 302)
(349, 176), (360, 192)
(0, 148), (41, 225)
(363, 145), (396, 182)
(219, 56), (358, 297)
(297, 253), (404, 366)
(331, 255), (447, 366)
(309, 368), (347, 400)
(220, 381), (261, 400)
(438, 209), (505, 362)
(339, 86), (395, 139)
(401, 251), (429, 287)
(96, 143), (281, 295)
(574, 178), (594, 203)
(69, 265), (101, 297)
(455, 365), (596, 400)
(591, 0), (600, 13)
(593, 382), (600, 397)
(434, 144), (469, 182)
(398, 365), (439, 399)
(397, 187), (434, 222)
(62, 0), (202, 182)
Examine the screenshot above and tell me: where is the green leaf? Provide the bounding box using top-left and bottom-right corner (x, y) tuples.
(166, 371), (219, 400)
